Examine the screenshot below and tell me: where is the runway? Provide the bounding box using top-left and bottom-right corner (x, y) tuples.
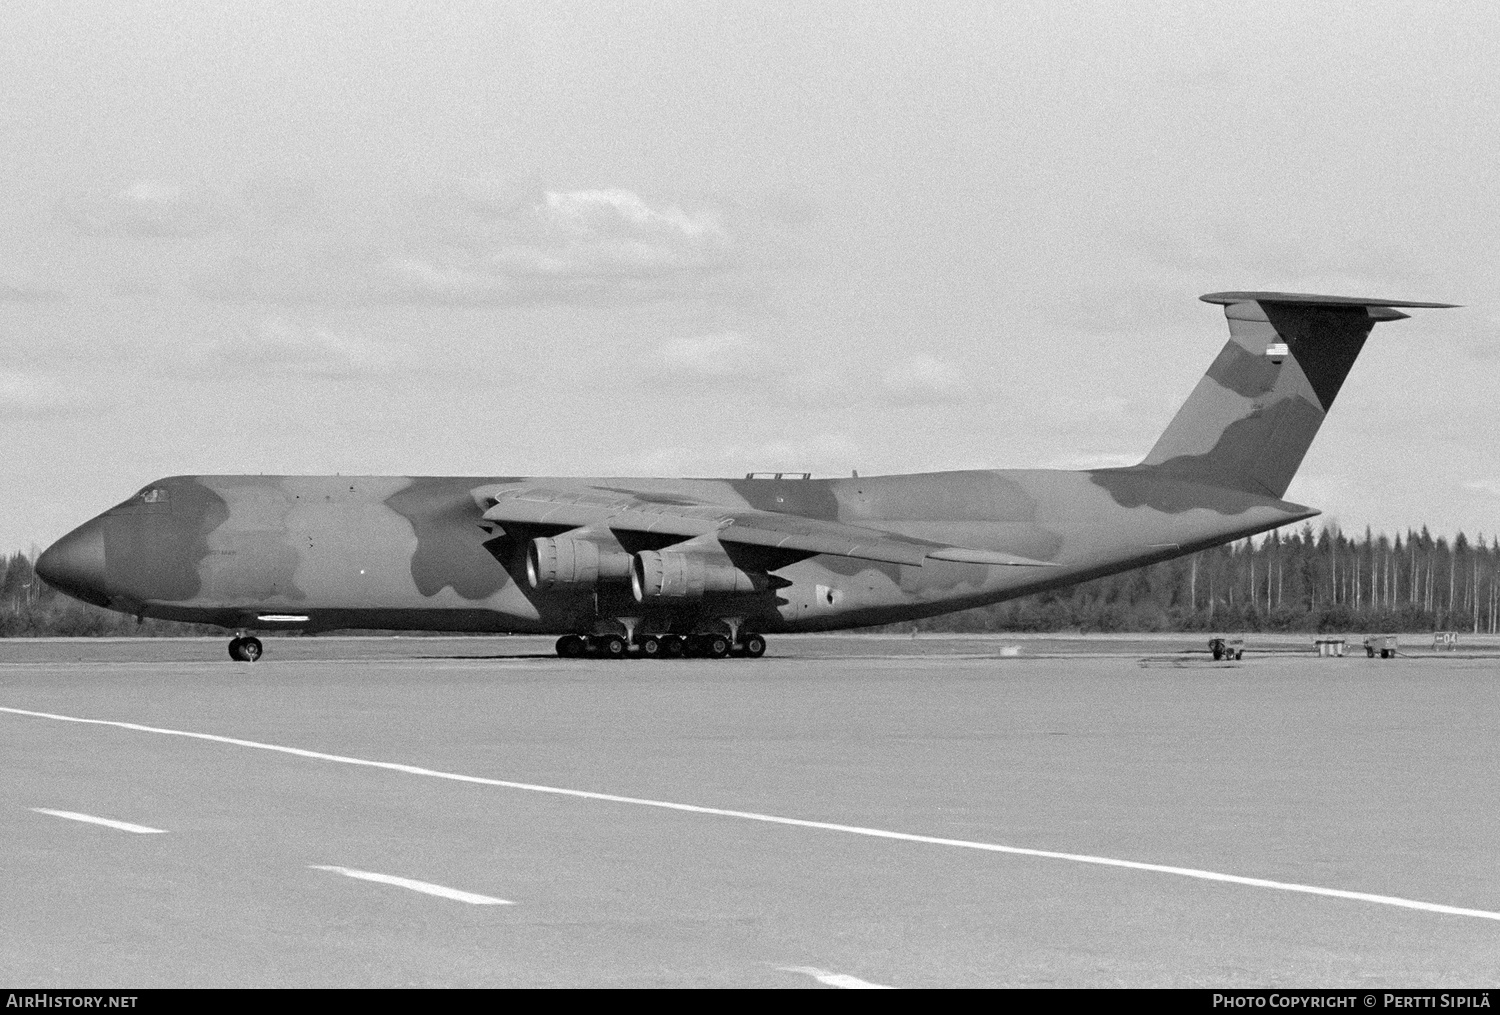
(2, 634), (1498, 987)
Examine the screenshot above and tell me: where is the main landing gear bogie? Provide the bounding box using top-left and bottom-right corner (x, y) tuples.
(640, 634), (684, 658)
(554, 632), (766, 660)
(697, 633), (732, 659)
(228, 636), (263, 662)
(555, 633), (627, 658)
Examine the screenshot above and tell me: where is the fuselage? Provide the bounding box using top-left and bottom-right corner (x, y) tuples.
(37, 469), (1314, 636)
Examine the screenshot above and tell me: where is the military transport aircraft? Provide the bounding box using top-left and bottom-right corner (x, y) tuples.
(36, 291), (1454, 661)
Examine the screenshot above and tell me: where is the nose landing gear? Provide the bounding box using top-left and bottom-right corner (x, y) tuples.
(228, 636), (263, 662)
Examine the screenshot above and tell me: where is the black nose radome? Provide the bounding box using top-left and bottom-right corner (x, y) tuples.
(35, 521), (110, 607)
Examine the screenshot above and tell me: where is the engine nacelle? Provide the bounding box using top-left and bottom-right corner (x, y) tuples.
(631, 550), (768, 602)
(527, 537), (632, 589)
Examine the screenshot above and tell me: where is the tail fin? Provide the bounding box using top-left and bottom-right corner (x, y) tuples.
(1139, 291), (1456, 498)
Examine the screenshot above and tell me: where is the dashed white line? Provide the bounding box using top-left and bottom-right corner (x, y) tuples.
(310, 865), (512, 905)
(779, 965), (894, 989)
(5, 704), (1500, 923)
(32, 808), (166, 834)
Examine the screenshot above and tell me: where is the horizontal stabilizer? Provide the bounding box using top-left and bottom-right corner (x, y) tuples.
(1201, 291), (1460, 321)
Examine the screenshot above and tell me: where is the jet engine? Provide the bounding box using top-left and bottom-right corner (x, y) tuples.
(526, 536), (633, 589)
(631, 550), (768, 602)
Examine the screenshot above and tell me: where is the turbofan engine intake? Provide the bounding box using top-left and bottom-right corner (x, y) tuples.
(527, 537), (633, 589)
(631, 550), (768, 602)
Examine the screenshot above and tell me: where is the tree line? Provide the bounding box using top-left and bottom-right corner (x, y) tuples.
(909, 523), (1500, 635)
(4, 523), (1499, 636)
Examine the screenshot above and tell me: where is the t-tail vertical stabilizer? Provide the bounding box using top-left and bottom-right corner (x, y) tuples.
(1137, 292), (1457, 499)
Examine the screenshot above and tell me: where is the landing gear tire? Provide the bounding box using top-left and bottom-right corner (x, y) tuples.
(640, 635), (664, 658)
(741, 634), (766, 658)
(556, 635), (586, 658)
(597, 634), (627, 659)
(705, 634), (731, 659)
(664, 636), (685, 658)
(228, 636), (262, 662)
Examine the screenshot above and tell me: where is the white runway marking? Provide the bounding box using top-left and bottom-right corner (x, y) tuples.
(779, 965), (894, 989)
(310, 865), (511, 905)
(32, 808), (166, 834)
(6, 704), (1500, 923)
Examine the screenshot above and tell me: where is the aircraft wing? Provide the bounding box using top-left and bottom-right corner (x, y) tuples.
(715, 512), (930, 566)
(481, 488), (1056, 568)
(924, 547), (1059, 567)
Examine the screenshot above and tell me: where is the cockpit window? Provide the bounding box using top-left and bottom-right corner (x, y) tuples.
(139, 487), (170, 504)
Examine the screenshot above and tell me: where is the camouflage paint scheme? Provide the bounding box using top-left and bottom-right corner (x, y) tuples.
(36, 293), (1454, 642)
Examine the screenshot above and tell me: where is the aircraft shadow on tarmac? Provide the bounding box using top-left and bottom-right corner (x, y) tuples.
(415, 653), (568, 660)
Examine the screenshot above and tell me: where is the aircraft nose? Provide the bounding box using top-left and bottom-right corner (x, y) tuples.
(35, 520), (110, 606)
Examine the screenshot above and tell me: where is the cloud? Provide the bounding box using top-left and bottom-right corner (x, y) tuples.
(1463, 480), (1500, 499)
(192, 186), (736, 308)
(881, 353), (972, 403)
(56, 180), (235, 238)
(1467, 339), (1500, 361)
(0, 278), (64, 303)
(657, 332), (764, 378)
(241, 176), (321, 222)
(0, 371), (82, 417)
(196, 317), (418, 377)
(541, 189), (724, 242)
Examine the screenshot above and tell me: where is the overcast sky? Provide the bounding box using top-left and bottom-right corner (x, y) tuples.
(3, 1), (1498, 552)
